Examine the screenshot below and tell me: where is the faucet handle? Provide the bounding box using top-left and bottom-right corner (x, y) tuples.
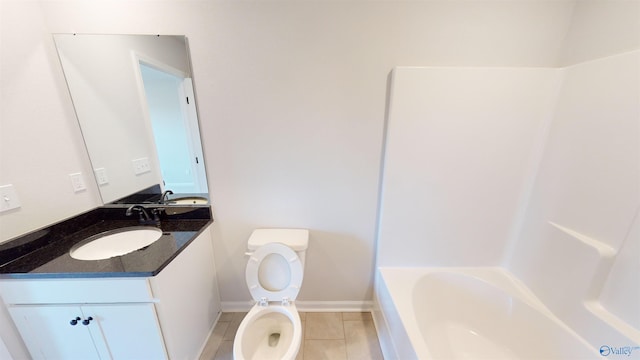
(125, 205), (157, 224)
(151, 207), (165, 222)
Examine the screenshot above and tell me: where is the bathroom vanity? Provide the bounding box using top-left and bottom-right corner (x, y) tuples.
(0, 206), (218, 360)
(0, 32), (219, 359)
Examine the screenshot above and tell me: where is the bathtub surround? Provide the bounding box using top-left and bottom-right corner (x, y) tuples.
(507, 50), (640, 348)
(377, 66), (564, 267)
(374, 42), (639, 360)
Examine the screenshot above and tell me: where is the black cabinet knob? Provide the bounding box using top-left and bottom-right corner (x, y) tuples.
(82, 317), (94, 325)
(69, 317), (81, 326)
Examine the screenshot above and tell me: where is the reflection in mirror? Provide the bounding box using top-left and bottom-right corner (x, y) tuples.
(53, 34), (208, 204)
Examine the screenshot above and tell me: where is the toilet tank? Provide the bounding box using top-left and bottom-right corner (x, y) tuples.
(248, 229), (309, 267)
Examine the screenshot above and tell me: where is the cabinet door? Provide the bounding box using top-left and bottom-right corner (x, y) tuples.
(8, 305), (101, 360)
(83, 303), (167, 359)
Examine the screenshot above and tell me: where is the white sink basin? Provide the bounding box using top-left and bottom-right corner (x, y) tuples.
(70, 227), (163, 261)
(169, 196), (208, 205)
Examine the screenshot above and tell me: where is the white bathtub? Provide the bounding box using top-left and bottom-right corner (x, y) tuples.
(373, 267), (599, 359)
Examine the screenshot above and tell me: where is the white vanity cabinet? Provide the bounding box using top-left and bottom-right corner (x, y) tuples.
(8, 303), (165, 360)
(9, 305), (103, 359)
(1, 277), (167, 360)
(0, 225), (220, 360)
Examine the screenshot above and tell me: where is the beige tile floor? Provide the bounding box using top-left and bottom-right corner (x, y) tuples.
(199, 312), (384, 360)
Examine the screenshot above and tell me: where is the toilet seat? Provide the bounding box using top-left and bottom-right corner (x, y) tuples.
(246, 242), (303, 303)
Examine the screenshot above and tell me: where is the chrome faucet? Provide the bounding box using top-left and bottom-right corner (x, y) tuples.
(126, 205), (163, 225)
(160, 190), (174, 204)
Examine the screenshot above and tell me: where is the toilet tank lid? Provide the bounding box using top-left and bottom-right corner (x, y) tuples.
(248, 229), (309, 251)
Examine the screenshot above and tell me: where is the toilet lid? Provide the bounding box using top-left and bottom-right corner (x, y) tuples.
(246, 242), (303, 302)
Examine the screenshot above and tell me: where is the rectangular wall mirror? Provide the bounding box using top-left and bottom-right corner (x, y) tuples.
(54, 34), (208, 204)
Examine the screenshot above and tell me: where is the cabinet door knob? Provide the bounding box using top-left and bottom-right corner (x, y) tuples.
(69, 317), (81, 326)
(82, 317), (94, 326)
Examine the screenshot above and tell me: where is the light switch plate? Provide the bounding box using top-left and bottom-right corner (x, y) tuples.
(94, 168), (109, 185)
(132, 157), (151, 175)
(0, 184), (21, 213)
(69, 173), (86, 192)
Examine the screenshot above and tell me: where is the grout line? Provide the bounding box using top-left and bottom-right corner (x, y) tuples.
(341, 314), (349, 359)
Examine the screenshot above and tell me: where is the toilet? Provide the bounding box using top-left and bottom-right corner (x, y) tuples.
(233, 228), (309, 360)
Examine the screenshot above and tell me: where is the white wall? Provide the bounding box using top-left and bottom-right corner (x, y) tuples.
(558, 0), (640, 66)
(0, 2), (99, 357)
(0, 1), (101, 243)
(179, 0), (575, 304)
(33, 0), (576, 303)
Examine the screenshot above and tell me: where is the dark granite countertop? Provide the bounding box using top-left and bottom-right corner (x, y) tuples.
(0, 206), (212, 279)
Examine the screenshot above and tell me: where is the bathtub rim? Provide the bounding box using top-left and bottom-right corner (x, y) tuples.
(374, 266), (598, 359)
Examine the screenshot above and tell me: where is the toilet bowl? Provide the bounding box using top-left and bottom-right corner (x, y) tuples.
(233, 303), (302, 360)
(233, 229), (309, 360)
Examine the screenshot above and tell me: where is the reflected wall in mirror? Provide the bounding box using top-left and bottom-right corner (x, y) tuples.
(54, 34), (208, 204)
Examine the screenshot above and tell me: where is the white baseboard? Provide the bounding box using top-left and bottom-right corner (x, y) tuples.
(221, 300), (374, 313)
(196, 312), (222, 359)
(296, 301), (374, 312)
(220, 300), (254, 312)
